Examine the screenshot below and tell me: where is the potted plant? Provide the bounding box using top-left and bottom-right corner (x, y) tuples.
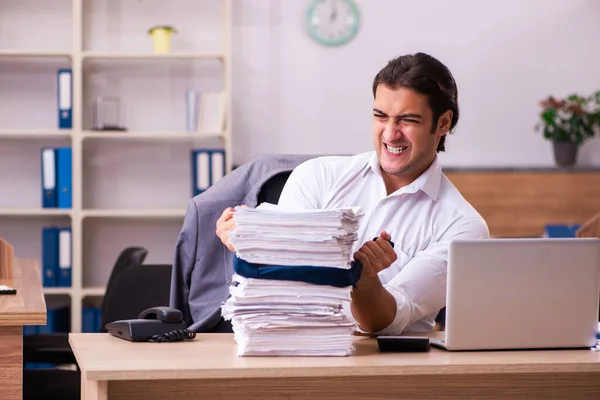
(536, 91), (600, 167)
(148, 25), (177, 54)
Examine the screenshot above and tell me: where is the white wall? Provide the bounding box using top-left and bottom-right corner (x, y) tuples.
(231, 0), (600, 167)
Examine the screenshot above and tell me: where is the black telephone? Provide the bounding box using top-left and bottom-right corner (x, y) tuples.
(105, 306), (196, 343)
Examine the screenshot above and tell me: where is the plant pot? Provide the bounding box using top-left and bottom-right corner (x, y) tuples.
(149, 29), (173, 54)
(552, 140), (579, 167)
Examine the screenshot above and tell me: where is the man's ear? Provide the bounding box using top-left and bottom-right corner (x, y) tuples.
(437, 110), (453, 134)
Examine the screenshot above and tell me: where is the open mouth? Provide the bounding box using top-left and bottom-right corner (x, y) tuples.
(385, 144), (408, 155)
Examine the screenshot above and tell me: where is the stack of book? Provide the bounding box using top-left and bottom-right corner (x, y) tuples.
(221, 203), (363, 356)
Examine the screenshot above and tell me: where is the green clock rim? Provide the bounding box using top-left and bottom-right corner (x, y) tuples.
(306, 0), (360, 46)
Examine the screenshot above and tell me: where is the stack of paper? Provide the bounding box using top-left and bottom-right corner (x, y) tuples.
(229, 203), (363, 268)
(221, 203), (363, 356)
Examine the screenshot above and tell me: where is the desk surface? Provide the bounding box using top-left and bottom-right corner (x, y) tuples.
(0, 258), (46, 326)
(69, 332), (600, 381)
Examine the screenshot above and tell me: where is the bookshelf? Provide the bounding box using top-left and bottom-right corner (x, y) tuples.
(0, 0), (232, 333)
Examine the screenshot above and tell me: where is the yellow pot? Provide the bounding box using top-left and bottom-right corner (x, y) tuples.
(149, 28), (174, 54)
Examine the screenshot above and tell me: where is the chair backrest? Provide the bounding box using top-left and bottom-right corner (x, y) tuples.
(100, 264), (172, 332)
(257, 171), (293, 205)
(100, 247), (148, 328)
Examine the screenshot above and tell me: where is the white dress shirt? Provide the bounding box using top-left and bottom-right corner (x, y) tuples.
(277, 151), (490, 335)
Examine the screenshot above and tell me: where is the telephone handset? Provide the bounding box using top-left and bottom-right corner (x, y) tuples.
(105, 306), (196, 343)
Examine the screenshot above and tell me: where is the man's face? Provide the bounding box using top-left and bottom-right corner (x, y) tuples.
(372, 84), (449, 188)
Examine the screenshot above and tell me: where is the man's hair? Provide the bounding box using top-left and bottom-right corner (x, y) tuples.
(372, 52), (459, 152)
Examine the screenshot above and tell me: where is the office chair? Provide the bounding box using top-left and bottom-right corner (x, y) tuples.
(102, 264), (173, 327)
(23, 246), (148, 400)
(99, 246), (148, 332)
(256, 170), (293, 205)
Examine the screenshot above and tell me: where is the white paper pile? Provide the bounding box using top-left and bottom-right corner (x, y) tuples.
(229, 203), (362, 268)
(221, 203), (364, 356)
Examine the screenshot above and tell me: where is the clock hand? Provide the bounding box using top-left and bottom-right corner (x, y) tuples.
(330, 0), (337, 21)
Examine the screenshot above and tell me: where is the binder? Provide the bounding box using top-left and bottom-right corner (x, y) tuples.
(94, 307), (102, 332)
(82, 307), (96, 333)
(83, 306), (102, 332)
(23, 326), (37, 336)
(210, 149), (226, 187)
(543, 224), (581, 238)
(38, 298), (70, 334)
(57, 69), (72, 129)
(42, 227), (58, 287)
(41, 148), (57, 208)
(57, 228), (72, 287)
(191, 149), (211, 196)
(56, 147), (72, 209)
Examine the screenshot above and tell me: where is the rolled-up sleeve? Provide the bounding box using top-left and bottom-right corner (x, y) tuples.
(375, 216), (490, 336)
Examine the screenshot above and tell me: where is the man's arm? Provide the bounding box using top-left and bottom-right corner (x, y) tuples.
(352, 217), (490, 335)
(351, 232), (398, 332)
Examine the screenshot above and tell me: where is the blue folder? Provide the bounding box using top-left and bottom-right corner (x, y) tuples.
(544, 224), (581, 238)
(41, 148), (57, 208)
(56, 147), (72, 209)
(37, 305), (70, 334)
(57, 69), (72, 129)
(82, 307), (96, 333)
(57, 227), (72, 287)
(42, 227), (59, 287)
(191, 149), (227, 196)
(210, 149), (226, 187)
(191, 149), (211, 196)
(83, 306), (103, 332)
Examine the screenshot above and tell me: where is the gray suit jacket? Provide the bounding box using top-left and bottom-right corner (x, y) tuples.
(170, 153), (316, 332)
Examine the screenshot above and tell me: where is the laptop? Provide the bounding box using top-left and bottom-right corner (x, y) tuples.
(430, 238), (600, 351)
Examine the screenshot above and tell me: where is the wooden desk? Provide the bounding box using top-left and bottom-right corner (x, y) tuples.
(0, 259), (46, 400)
(69, 332), (600, 400)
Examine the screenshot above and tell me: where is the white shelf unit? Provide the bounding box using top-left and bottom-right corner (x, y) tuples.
(0, 0), (232, 333)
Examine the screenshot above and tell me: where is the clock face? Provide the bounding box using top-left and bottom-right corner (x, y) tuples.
(306, 0), (360, 46)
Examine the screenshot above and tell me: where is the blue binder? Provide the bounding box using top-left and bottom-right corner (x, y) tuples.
(23, 325), (37, 336)
(42, 227), (59, 287)
(544, 224), (581, 238)
(57, 69), (72, 129)
(57, 227), (72, 287)
(38, 303), (70, 334)
(94, 307), (102, 332)
(41, 148), (57, 208)
(83, 306), (103, 332)
(191, 149), (211, 196)
(56, 147), (72, 209)
(82, 307), (96, 333)
(210, 149), (226, 187)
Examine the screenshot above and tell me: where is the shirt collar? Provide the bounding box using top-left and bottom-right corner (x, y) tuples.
(365, 151), (442, 201)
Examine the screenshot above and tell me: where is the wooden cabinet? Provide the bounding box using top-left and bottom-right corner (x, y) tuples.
(445, 169), (600, 238)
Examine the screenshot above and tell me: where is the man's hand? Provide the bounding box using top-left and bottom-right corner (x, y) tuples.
(350, 231), (398, 333)
(353, 231), (397, 281)
(216, 207), (237, 252)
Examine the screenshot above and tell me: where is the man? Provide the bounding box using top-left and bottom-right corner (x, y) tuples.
(217, 52), (489, 335)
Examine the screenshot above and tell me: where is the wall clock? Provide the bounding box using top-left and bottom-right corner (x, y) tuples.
(306, 0), (360, 47)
